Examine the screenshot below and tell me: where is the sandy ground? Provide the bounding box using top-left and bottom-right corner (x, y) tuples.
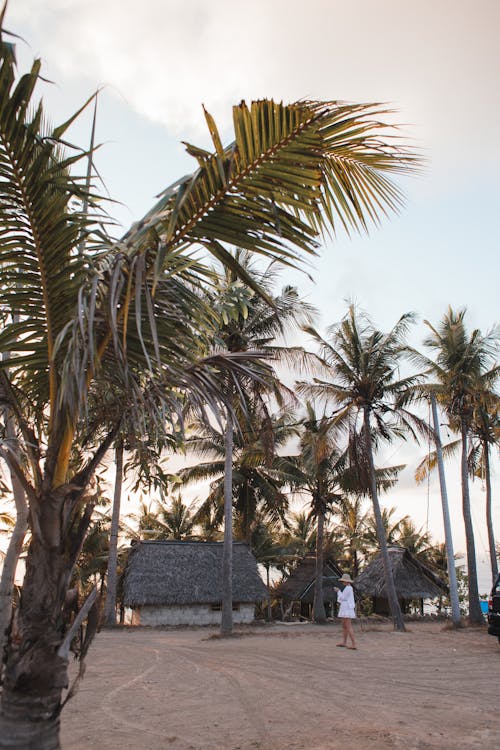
(61, 620), (500, 750)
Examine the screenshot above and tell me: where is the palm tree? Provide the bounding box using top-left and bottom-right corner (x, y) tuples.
(279, 510), (317, 562)
(181, 409), (297, 634)
(332, 496), (369, 577)
(395, 517), (433, 558)
(0, 13), (418, 745)
(415, 387), (498, 594)
(413, 394), (467, 628)
(283, 403), (349, 623)
(188, 410), (299, 635)
(192, 502), (223, 542)
(362, 505), (410, 557)
(74, 515), (111, 597)
(247, 512), (290, 620)
(298, 305), (427, 631)
(130, 493), (197, 540)
(183, 256), (315, 635)
(469, 388), (499, 582)
(414, 307), (499, 623)
(151, 494), (198, 540)
(181, 411), (296, 542)
(130, 498), (165, 538)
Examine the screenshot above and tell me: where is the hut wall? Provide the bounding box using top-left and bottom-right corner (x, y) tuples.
(373, 597), (390, 616)
(132, 603), (256, 626)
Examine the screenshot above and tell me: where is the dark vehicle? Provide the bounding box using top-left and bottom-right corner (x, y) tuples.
(487, 574), (500, 642)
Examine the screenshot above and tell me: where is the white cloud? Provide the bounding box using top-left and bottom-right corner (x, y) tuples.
(10, 0), (500, 161)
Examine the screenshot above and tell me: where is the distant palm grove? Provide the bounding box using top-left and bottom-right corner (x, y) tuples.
(0, 10), (498, 750)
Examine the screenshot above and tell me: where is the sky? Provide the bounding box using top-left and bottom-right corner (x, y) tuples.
(5, 1), (500, 591)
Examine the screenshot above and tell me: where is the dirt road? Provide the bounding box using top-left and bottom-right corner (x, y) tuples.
(61, 621), (499, 750)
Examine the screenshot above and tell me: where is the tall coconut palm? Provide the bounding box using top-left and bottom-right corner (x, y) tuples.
(183, 409), (292, 632)
(183, 255), (315, 635)
(413, 307), (499, 623)
(415, 388), (499, 589)
(0, 14), (418, 746)
(282, 403), (349, 623)
(469, 388), (499, 582)
(298, 305), (427, 631)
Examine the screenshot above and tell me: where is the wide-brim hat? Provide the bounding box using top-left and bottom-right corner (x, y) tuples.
(339, 573), (353, 583)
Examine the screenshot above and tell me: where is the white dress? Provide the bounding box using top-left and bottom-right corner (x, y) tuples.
(337, 584), (356, 619)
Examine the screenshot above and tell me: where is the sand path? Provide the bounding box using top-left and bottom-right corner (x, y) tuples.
(61, 621), (500, 750)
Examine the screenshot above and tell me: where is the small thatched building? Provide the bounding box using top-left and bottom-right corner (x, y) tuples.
(122, 540), (268, 626)
(275, 553), (344, 618)
(354, 545), (448, 615)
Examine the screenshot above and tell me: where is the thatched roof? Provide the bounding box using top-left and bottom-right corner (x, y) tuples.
(275, 553), (344, 603)
(122, 540), (268, 607)
(354, 546), (448, 600)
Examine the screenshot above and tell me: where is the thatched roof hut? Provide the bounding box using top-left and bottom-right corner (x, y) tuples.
(354, 545), (448, 615)
(123, 540), (268, 626)
(275, 553), (344, 617)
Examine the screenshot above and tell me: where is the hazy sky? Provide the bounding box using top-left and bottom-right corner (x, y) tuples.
(7, 1), (500, 588)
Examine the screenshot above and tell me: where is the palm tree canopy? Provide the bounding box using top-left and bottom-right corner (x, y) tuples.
(131, 494), (197, 541)
(282, 403), (349, 516)
(414, 307), (499, 424)
(122, 99), (419, 288)
(180, 412), (296, 541)
(298, 304), (427, 445)
(0, 14), (420, 495)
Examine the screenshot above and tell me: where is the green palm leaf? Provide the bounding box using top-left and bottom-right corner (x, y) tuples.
(0, 40), (104, 431)
(121, 100), (418, 286)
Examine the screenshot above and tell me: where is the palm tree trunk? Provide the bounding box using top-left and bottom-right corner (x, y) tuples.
(352, 546), (359, 578)
(266, 564), (272, 621)
(313, 506), (326, 623)
(221, 416), (233, 636)
(0, 714), (61, 750)
(0, 505), (71, 750)
(243, 481), (252, 544)
(363, 406), (405, 631)
(460, 417), (483, 624)
(104, 442), (124, 627)
(430, 393), (461, 627)
(0, 415), (28, 659)
(483, 440), (498, 582)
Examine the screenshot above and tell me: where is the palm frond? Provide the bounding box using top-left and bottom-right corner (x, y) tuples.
(120, 100), (418, 285)
(0, 40), (105, 414)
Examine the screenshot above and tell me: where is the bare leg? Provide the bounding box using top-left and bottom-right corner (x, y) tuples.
(336, 619), (348, 646)
(345, 618), (357, 648)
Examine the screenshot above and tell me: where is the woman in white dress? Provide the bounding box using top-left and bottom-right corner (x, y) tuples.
(335, 573), (357, 649)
